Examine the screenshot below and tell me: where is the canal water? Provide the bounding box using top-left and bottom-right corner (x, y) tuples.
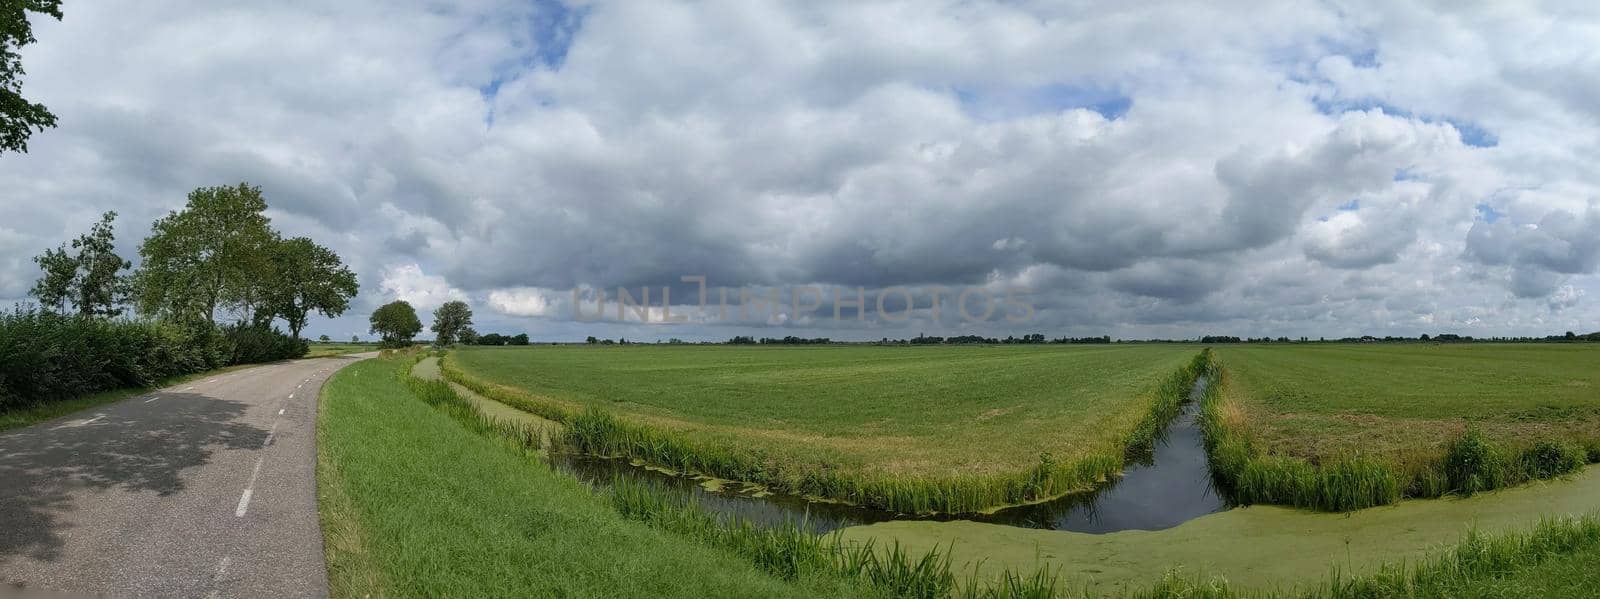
(554, 377), (1227, 534)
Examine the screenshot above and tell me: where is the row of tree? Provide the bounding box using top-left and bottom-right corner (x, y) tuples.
(30, 184), (359, 339)
(368, 299), (524, 347)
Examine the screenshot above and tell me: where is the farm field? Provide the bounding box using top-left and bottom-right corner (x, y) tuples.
(307, 343), (377, 357)
(1214, 344), (1600, 469)
(445, 344), (1202, 513)
(317, 356), (865, 598)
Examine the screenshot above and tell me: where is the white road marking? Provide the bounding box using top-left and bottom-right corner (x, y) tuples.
(144, 396), (159, 403)
(234, 490), (253, 517)
(278, 408), (285, 415)
(236, 456), (268, 517)
(52, 414), (106, 429)
(262, 421), (279, 448)
(287, 393), (294, 399)
(184, 386), (195, 391)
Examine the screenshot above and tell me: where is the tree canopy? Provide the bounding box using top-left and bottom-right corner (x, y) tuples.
(430, 300), (473, 346)
(270, 237), (358, 339)
(1, 0), (62, 153)
(370, 300), (422, 347)
(134, 183), (277, 326)
(29, 211), (131, 317)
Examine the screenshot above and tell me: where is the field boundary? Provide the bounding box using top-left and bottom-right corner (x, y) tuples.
(439, 350), (1209, 514)
(1199, 353), (1600, 512)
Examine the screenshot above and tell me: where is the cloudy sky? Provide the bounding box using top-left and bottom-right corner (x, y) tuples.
(3, 1), (1599, 341)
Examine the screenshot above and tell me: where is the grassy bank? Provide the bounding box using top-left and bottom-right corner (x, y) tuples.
(443, 345), (1205, 514)
(840, 463), (1600, 595)
(1135, 514), (1600, 598)
(1203, 346), (1599, 510)
(316, 355), (865, 597)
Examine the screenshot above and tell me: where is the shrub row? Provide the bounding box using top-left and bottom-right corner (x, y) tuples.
(0, 307), (306, 413)
(1199, 355), (1593, 512)
(441, 351), (1209, 515)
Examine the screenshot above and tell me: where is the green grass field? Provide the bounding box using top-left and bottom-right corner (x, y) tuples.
(444, 344), (1201, 512)
(328, 351), (1600, 598)
(307, 343), (375, 357)
(1215, 344), (1600, 465)
(316, 355), (869, 598)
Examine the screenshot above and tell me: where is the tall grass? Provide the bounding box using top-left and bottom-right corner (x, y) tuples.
(1200, 353), (1592, 512)
(1321, 515), (1600, 597)
(606, 476), (1067, 599)
(443, 351), (1209, 515)
(1120, 515), (1600, 598)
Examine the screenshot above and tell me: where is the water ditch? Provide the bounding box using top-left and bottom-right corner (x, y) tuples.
(551, 377), (1227, 535)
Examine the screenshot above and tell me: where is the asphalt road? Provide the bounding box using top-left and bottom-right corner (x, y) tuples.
(0, 353), (374, 598)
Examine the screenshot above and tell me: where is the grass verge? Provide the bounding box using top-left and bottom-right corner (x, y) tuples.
(316, 354), (867, 598)
(443, 348), (1208, 515)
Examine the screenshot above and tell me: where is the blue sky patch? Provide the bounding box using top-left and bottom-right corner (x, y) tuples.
(1313, 97), (1498, 148)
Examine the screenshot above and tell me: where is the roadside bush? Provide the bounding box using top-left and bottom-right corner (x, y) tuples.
(0, 306), (307, 415)
(1444, 427), (1506, 495)
(217, 323), (307, 365)
(1521, 440), (1585, 479)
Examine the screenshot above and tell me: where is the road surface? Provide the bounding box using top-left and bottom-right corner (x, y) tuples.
(0, 353), (373, 597)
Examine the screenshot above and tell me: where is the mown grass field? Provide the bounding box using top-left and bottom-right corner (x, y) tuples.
(316, 356), (869, 598)
(307, 343), (375, 357)
(327, 352), (1600, 598)
(450, 345), (1198, 478)
(1214, 344), (1600, 464)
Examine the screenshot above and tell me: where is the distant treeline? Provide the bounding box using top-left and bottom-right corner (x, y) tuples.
(1202, 332), (1600, 344)
(471, 332), (530, 346)
(559, 331), (1600, 346)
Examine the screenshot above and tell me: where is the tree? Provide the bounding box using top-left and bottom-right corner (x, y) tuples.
(134, 183), (277, 326)
(29, 245), (74, 313)
(369, 300), (422, 347)
(586, 336), (598, 345)
(458, 326), (479, 345)
(510, 333), (529, 346)
(1, 1), (62, 154)
(268, 237), (358, 340)
(71, 212), (131, 318)
(350, 335), (359, 343)
(29, 211), (131, 317)
(430, 300), (473, 346)
(318, 334), (331, 343)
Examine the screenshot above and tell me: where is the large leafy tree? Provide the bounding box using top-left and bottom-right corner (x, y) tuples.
(269, 237), (358, 340)
(430, 300), (473, 346)
(2, 0), (62, 154)
(369, 300), (422, 347)
(134, 183), (277, 326)
(29, 211), (131, 317)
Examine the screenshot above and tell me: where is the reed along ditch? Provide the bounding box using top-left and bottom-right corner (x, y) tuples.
(552, 377), (1226, 535)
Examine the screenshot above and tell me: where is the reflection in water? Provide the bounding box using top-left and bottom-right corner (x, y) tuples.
(556, 378), (1225, 535)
